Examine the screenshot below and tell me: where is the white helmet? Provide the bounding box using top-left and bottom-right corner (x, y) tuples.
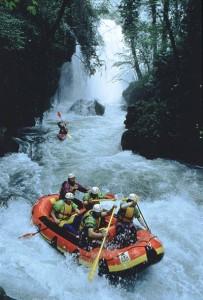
(128, 193), (139, 202)
(65, 192), (74, 200)
(92, 204), (102, 213)
(68, 173), (75, 179)
(90, 186), (100, 195)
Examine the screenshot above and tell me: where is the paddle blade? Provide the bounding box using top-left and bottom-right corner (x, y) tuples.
(88, 208), (115, 282)
(57, 112), (62, 118)
(104, 193), (115, 199)
(88, 254), (100, 282)
(18, 231), (38, 239)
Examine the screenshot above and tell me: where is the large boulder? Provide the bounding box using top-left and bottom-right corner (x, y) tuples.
(121, 128), (203, 165)
(0, 287), (17, 300)
(69, 99), (105, 116)
(0, 127), (19, 156)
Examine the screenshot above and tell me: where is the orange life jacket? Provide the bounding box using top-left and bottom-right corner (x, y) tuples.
(118, 206), (135, 222)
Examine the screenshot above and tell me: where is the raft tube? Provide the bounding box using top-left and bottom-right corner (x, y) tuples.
(32, 195), (164, 277)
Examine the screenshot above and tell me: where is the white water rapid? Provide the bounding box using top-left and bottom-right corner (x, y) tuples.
(0, 19), (203, 300)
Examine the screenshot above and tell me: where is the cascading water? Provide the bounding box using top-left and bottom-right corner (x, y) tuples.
(0, 19), (203, 300)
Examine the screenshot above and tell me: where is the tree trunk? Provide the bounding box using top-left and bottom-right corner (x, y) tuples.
(130, 38), (143, 80)
(163, 0), (179, 67)
(139, 49), (150, 73)
(149, 0), (157, 63)
(173, 0), (179, 35)
(161, 0), (169, 52)
(47, 0), (72, 43)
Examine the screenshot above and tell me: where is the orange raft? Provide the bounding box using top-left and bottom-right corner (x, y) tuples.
(32, 194), (164, 277)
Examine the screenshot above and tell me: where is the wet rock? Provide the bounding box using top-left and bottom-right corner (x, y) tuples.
(69, 99), (105, 116)
(121, 130), (160, 159)
(0, 127), (19, 156)
(121, 99), (203, 166)
(94, 100), (105, 115)
(121, 128), (203, 165)
(0, 287), (17, 300)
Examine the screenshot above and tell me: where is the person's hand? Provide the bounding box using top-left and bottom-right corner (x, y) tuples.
(101, 228), (108, 238)
(90, 199), (99, 204)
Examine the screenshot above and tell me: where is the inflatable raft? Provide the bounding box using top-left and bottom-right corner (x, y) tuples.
(32, 195), (164, 278)
(57, 133), (67, 141)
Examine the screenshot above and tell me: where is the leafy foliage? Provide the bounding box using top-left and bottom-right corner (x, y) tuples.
(0, 9), (26, 50)
(65, 0), (102, 74)
(0, 0), (101, 74)
(121, 0), (202, 164)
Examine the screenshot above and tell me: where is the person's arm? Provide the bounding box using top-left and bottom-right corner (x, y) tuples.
(101, 205), (117, 217)
(64, 182), (71, 192)
(78, 183), (88, 193)
(88, 228), (104, 239)
(59, 181), (69, 198)
(83, 193), (90, 207)
(120, 200), (134, 209)
(75, 208), (80, 214)
(137, 217), (147, 229)
(98, 192), (106, 199)
(50, 209), (60, 224)
(83, 193), (98, 207)
(72, 202), (80, 214)
(134, 207), (147, 229)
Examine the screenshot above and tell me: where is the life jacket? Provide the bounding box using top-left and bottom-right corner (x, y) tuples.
(59, 127), (68, 135)
(83, 192), (105, 201)
(68, 183), (79, 194)
(79, 211), (101, 232)
(57, 202), (73, 220)
(118, 206), (135, 222)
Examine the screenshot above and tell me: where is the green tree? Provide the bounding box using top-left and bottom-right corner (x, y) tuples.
(119, 0), (143, 80)
(0, 0), (102, 74)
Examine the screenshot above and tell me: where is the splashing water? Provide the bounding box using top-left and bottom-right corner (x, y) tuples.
(0, 19), (203, 300)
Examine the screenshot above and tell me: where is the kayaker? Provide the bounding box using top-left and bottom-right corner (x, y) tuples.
(82, 186), (106, 210)
(57, 121), (68, 135)
(59, 173), (88, 208)
(79, 203), (116, 250)
(114, 193), (147, 247)
(51, 192), (82, 234)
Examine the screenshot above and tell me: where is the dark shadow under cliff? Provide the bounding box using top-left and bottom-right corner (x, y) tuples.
(0, 4), (76, 155)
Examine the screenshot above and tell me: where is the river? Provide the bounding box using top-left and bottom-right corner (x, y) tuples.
(0, 19), (203, 300)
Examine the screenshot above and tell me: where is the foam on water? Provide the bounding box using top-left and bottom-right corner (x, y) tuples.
(0, 19), (203, 300)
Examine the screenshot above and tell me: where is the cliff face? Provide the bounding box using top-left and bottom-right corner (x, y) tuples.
(122, 106), (203, 166)
(0, 7), (76, 156)
(121, 69), (203, 165)
(121, 61), (203, 166)
(121, 0), (202, 166)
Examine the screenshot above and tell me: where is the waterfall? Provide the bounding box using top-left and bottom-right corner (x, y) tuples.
(0, 19), (203, 300)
